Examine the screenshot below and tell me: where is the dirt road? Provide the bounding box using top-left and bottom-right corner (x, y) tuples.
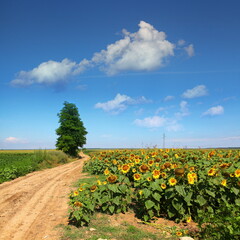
(0, 153), (89, 240)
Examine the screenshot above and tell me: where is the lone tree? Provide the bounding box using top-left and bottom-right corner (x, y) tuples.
(56, 101), (87, 157)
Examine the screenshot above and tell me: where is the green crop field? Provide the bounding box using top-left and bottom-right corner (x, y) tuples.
(0, 149), (69, 183)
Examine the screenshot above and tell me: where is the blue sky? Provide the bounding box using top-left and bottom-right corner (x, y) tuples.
(1, 0), (240, 149)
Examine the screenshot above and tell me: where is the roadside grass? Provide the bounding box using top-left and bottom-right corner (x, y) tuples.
(60, 212), (176, 240)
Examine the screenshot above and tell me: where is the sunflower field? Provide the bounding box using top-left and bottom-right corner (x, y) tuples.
(69, 149), (240, 238)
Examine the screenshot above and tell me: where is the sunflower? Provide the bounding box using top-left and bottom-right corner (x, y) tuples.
(121, 164), (130, 173)
(79, 187), (84, 191)
(73, 190), (79, 196)
(176, 231), (182, 237)
(189, 166), (195, 172)
(208, 168), (216, 176)
(161, 183), (167, 189)
(220, 163), (230, 169)
(132, 168), (137, 173)
(135, 158), (140, 164)
(186, 216), (192, 223)
(148, 160), (154, 166)
(161, 172), (167, 178)
(174, 168), (185, 176)
(134, 173), (141, 181)
(112, 159), (118, 165)
(139, 164), (150, 173)
(107, 175), (118, 183)
(188, 177), (195, 184)
(164, 162), (171, 168)
(235, 169), (240, 177)
(221, 179), (227, 187)
(152, 169), (161, 179)
(168, 177), (177, 186)
(147, 177), (152, 181)
(104, 168), (110, 175)
(90, 185), (98, 192)
(74, 201), (83, 207)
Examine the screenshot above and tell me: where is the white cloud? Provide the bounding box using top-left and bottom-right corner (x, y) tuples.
(166, 122), (183, 132)
(203, 105), (224, 116)
(134, 115), (183, 132)
(176, 100), (189, 118)
(4, 137), (26, 144)
(182, 85), (208, 99)
(177, 39), (186, 46)
(11, 58), (91, 86)
(184, 44), (195, 57)
(134, 108), (144, 115)
(95, 93), (150, 114)
(91, 21), (175, 75)
(164, 95), (175, 102)
(134, 116), (167, 128)
(11, 21), (193, 86)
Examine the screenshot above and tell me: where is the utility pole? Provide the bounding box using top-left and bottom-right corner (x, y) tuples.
(163, 133), (165, 149)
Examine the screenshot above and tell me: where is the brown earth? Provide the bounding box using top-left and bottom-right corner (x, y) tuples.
(0, 153), (90, 240)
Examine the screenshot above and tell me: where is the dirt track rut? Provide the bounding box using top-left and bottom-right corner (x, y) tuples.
(0, 154), (89, 240)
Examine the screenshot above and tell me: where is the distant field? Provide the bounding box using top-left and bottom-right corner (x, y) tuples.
(0, 149), (56, 153)
(0, 149), (69, 183)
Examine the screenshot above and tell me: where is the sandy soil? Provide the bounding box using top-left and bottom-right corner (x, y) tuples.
(0, 153), (89, 240)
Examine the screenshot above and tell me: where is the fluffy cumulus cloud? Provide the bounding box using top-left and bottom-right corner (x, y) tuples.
(91, 21), (175, 75)
(11, 58), (91, 86)
(134, 116), (183, 132)
(176, 101), (189, 118)
(134, 116), (167, 128)
(11, 21), (193, 86)
(203, 105), (224, 116)
(135, 100), (190, 131)
(184, 44), (195, 57)
(95, 93), (150, 114)
(182, 85), (208, 99)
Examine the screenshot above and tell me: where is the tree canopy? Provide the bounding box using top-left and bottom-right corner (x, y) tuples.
(56, 102), (87, 157)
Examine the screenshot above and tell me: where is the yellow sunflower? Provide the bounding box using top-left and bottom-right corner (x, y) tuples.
(188, 177), (195, 184)
(74, 201), (83, 207)
(161, 183), (167, 189)
(221, 179), (227, 187)
(104, 168), (110, 175)
(176, 231), (182, 237)
(90, 185), (98, 192)
(161, 172), (167, 178)
(107, 175), (118, 183)
(168, 177), (177, 186)
(186, 216), (192, 223)
(148, 159), (154, 166)
(133, 173), (141, 181)
(139, 164), (150, 173)
(235, 169), (240, 177)
(152, 169), (161, 179)
(121, 164), (130, 174)
(208, 168), (216, 176)
(73, 190), (79, 196)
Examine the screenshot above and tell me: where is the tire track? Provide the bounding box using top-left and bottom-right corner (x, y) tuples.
(0, 154), (90, 240)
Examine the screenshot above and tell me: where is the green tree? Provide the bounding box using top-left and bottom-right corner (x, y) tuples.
(56, 102), (87, 157)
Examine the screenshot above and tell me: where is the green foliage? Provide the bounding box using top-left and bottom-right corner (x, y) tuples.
(69, 175), (132, 226)
(0, 152), (36, 183)
(0, 150), (69, 183)
(56, 101), (87, 157)
(69, 148), (240, 235)
(197, 203), (240, 239)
